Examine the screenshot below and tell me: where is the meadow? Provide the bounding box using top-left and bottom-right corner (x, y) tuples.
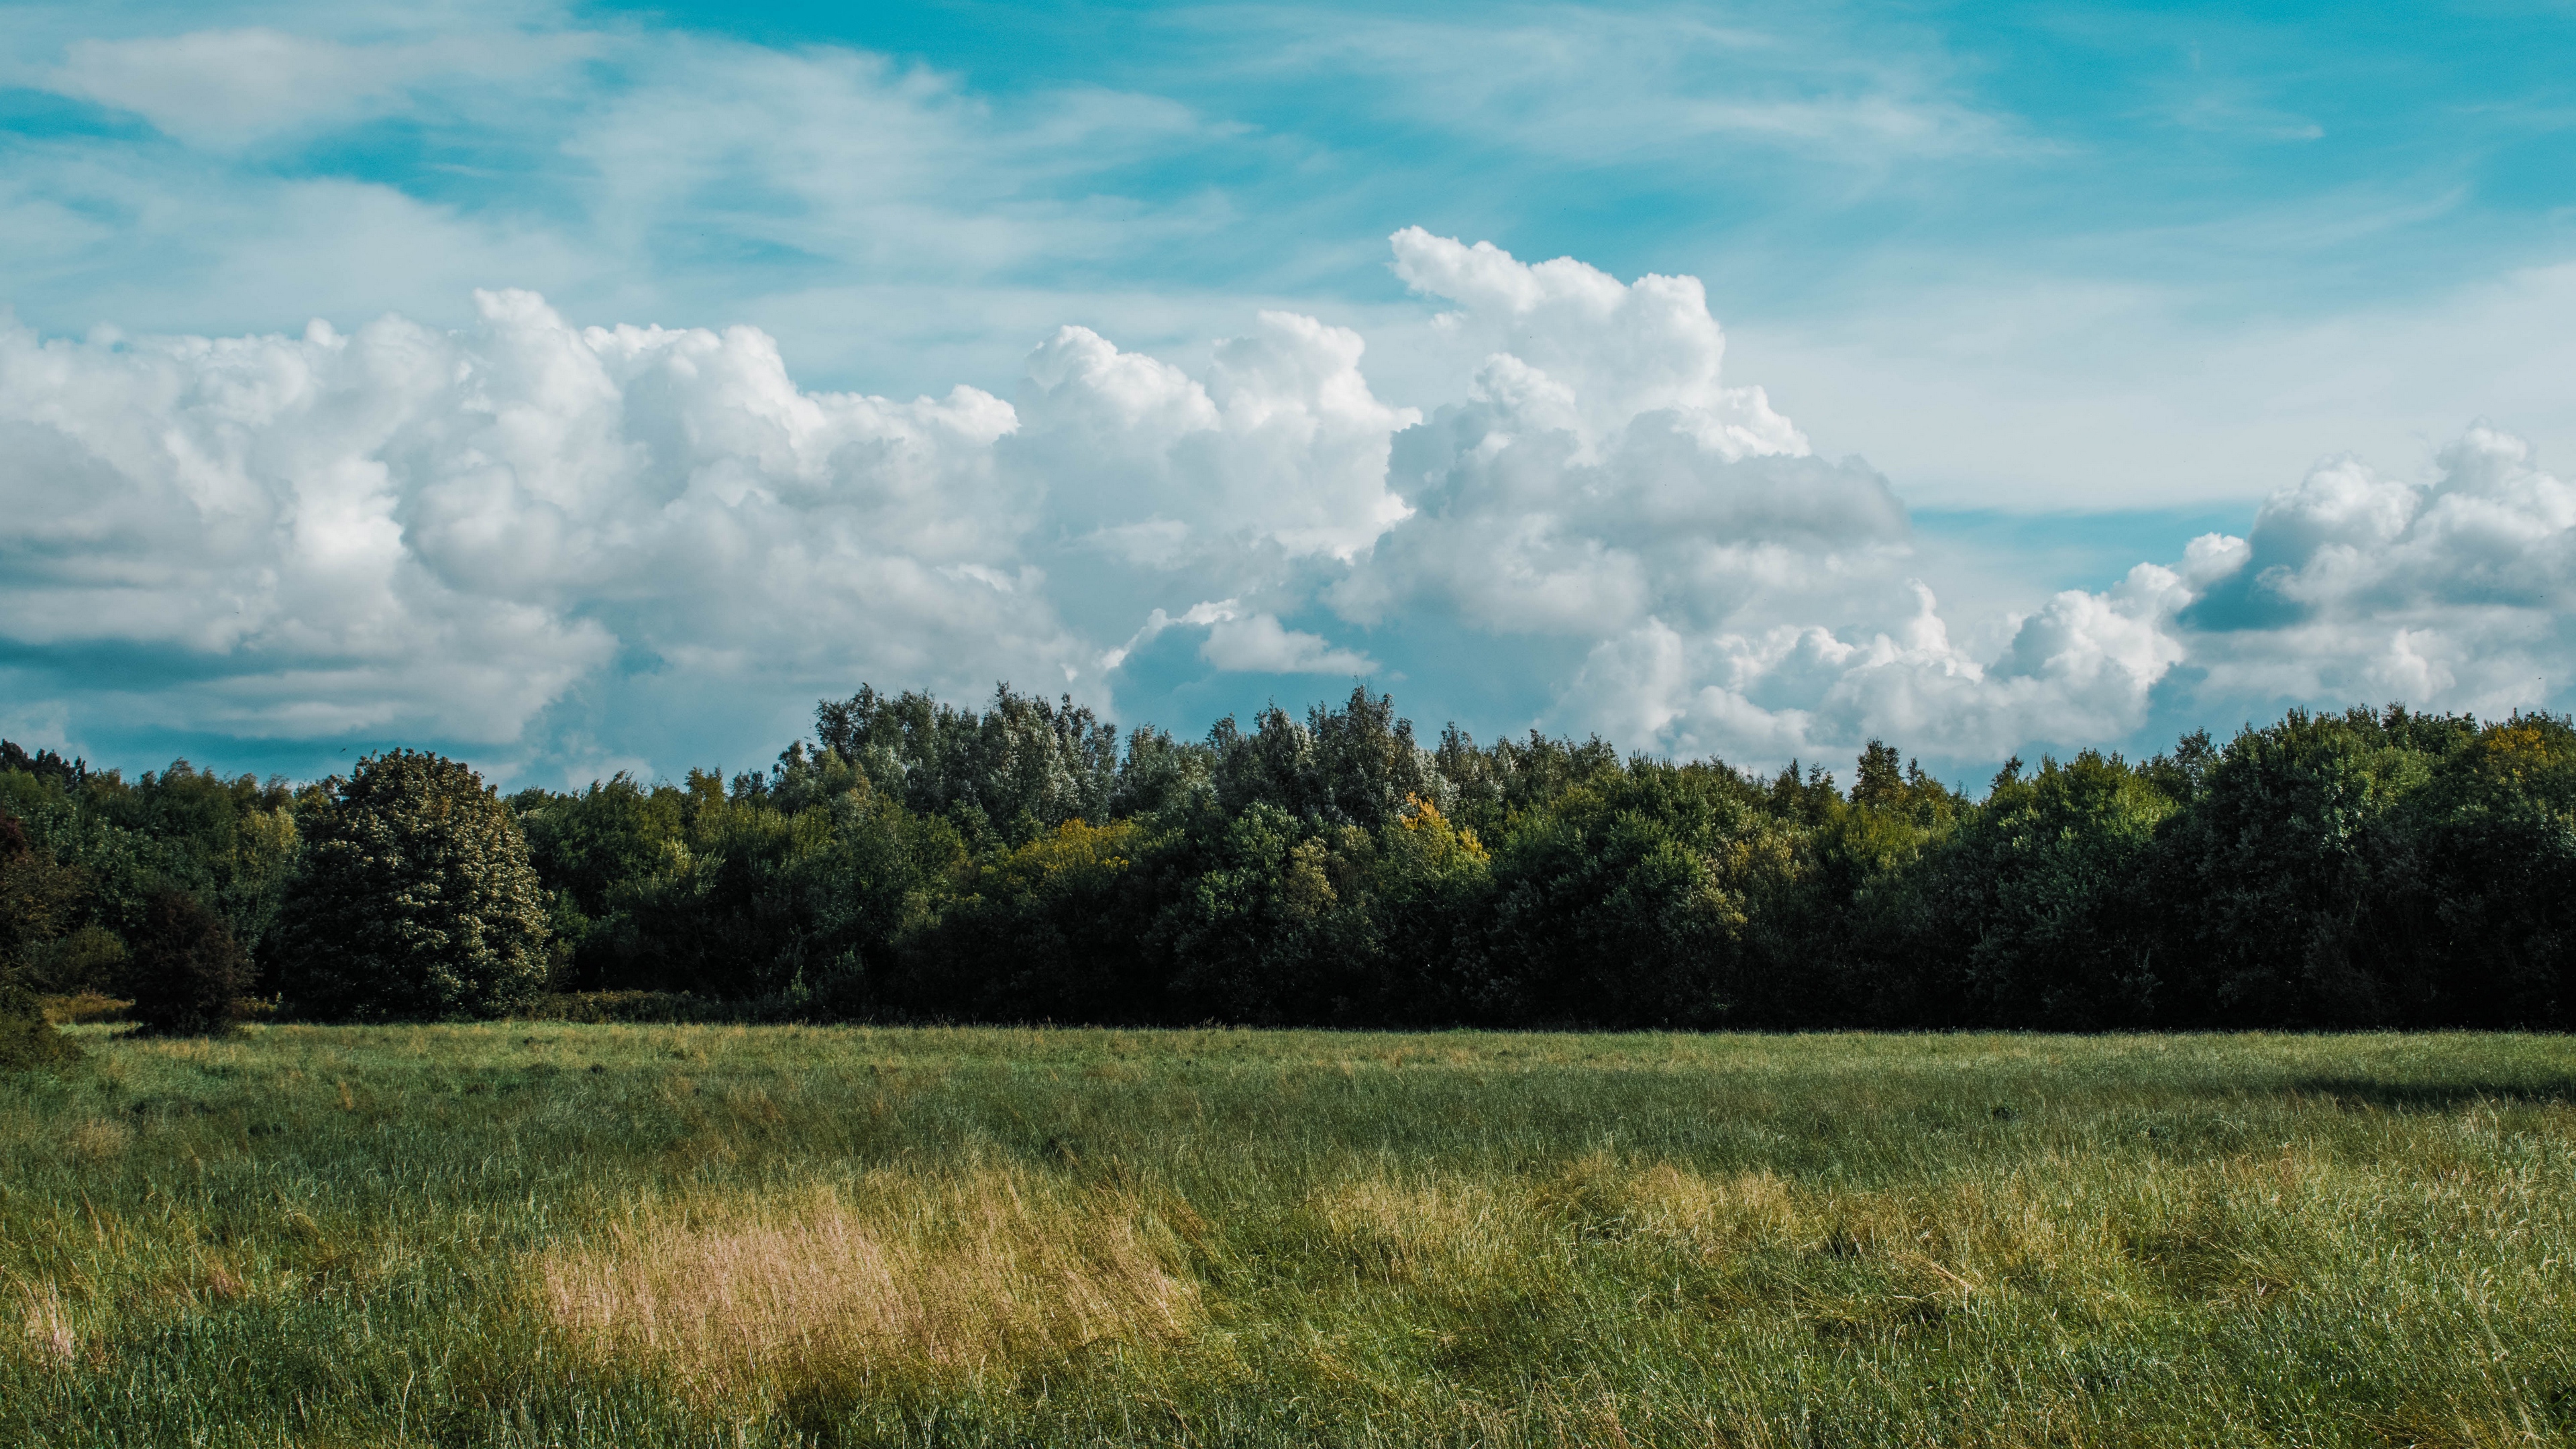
(5, 1023), (2575, 1447)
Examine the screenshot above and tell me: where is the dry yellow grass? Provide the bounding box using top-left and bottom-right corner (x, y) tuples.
(14, 1284), (78, 1369)
(535, 1166), (1199, 1396)
(1313, 1175), (1534, 1283)
(62, 1118), (129, 1164)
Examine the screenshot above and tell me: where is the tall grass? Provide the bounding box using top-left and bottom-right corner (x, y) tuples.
(6, 1024), (2575, 1445)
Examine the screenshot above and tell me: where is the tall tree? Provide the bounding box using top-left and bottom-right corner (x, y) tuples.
(271, 751), (551, 1020)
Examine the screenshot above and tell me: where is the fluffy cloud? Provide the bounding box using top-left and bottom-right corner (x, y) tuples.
(2182, 425), (2576, 719)
(0, 270), (1413, 760)
(1389, 226), (1804, 462)
(1016, 312), (1419, 562)
(0, 290), (1067, 746)
(1338, 234), (1877, 651)
(1340, 231), (2208, 761)
(2, 228), (2567, 780)
(1104, 600), (1378, 676)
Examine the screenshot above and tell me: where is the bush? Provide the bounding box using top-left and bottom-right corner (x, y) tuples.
(271, 751), (551, 1021)
(125, 890), (249, 1036)
(0, 975), (76, 1073)
(521, 991), (806, 1024)
(22, 924), (127, 996)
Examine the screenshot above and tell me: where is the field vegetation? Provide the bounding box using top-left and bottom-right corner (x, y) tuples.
(7, 1023), (2576, 1446)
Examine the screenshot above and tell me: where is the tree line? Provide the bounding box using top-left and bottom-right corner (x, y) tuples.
(3, 688), (2571, 1041)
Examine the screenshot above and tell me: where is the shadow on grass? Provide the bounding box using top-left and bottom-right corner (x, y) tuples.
(2288, 1077), (2576, 1110)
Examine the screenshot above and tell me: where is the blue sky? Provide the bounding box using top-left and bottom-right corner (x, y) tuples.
(2, 0), (2573, 788)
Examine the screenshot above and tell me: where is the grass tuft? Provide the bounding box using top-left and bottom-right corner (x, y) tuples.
(536, 1169), (1199, 1398)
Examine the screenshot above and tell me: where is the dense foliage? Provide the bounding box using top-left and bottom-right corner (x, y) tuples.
(123, 889), (250, 1036)
(4, 688), (2573, 1028)
(270, 751), (552, 1021)
(0, 800), (78, 1069)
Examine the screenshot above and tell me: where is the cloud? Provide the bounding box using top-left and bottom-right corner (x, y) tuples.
(0, 20), (1237, 381)
(1016, 311), (1418, 561)
(1210, 7), (2021, 167)
(0, 226), (2567, 782)
(1200, 611), (1377, 676)
(0, 290), (1069, 747)
(1725, 251), (2576, 513)
(0, 270), (1411, 762)
(1388, 227), (1805, 461)
(1101, 599), (1376, 676)
(2181, 424), (2576, 718)
(44, 28), (585, 148)
(559, 38), (1213, 284)
(1337, 232), (1863, 651)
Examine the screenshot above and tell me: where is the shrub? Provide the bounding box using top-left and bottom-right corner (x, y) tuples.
(125, 890), (249, 1036)
(0, 974), (76, 1073)
(22, 924), (127, 996)
(271, 750), (551, 1021)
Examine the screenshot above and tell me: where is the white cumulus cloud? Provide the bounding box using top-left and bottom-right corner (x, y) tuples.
(1, 227), (2567, 780)
(2182, 424), (2576, 720)
(0, 290), (1067, 746)
(1016, 311), (1419, 562)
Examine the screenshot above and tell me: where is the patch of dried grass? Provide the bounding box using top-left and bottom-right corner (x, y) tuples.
(15, 1284), (78, 1368)
(1536, 1155), (1804, 1252)
(1313, 1176), (1534, 1283)
(535, 1167), (1197, 1395)
(64, 1118), (131, 1164)
(39, 992), (129, 1026)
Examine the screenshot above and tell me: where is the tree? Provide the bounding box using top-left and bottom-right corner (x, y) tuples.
(2387, 714), (2576, 1026)
(1936, 751), (2175, 1029)
(812, 683), (1120, 843)
(901, 817), (1161, 1022)
(1482, 762), (1790, 1029)
(2154, 707), (2468, 1026)
(0, 803), (87, 971)
(125, 890), (248, 1036)
(271, 751), (551, 1021)
(0, 803), (80, 1071)
(1208, 688), (1451, 830)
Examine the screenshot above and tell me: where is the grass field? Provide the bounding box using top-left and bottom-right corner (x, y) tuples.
(6, 1024), (2576, 1446)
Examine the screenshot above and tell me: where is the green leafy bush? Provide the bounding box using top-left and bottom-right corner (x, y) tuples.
(0, 977), (76, 1072)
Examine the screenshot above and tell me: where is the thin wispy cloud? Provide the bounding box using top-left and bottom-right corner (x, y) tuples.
(1198, 5), (2030, 167)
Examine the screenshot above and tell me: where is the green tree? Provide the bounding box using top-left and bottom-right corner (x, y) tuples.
(812, 684), (1120, 845)
(0, 805), (80, 1071)
(271, 751), (551, 1020)
(1939, 751), (2175, 1028)
(0, 802), (87, 971)
(902, 816), (1163, 1022)
(2388, 714), (2576, 1026)
(2155, 707), (2469, 1025)
(1483, 761), (1794, 1028)
(125, 890), (248, 1036)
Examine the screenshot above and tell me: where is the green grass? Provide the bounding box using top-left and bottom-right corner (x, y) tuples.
(7, 1024), (2576, 1446)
